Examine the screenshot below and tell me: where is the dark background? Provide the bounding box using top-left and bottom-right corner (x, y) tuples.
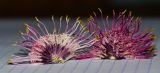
(0, 0), (160, 17)
(0, 0), (159, 49)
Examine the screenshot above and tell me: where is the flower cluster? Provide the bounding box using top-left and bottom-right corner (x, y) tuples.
(8, 16), (95, 64)
(86, 10), (156, 60)
(8, 10), (157, 65)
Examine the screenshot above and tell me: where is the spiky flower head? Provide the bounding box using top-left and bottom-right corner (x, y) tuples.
(8, 16), (95, 64)
(86, 10), (156, 60)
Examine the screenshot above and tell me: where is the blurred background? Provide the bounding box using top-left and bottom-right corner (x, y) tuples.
(0, 0), (160, 47)
(0, 0), (160, 17)
(0, 0), (159, 46)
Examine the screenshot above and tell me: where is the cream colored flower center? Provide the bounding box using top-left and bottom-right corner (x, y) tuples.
(52, 56), (64, 64)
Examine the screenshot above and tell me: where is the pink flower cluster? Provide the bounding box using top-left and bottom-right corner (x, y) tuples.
(8, 10), (157, 65)
(82, 10), (156, 60)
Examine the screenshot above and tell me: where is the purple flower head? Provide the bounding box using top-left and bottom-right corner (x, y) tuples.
(8, 16), (95, 64)
(87, 10), (156, 60)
